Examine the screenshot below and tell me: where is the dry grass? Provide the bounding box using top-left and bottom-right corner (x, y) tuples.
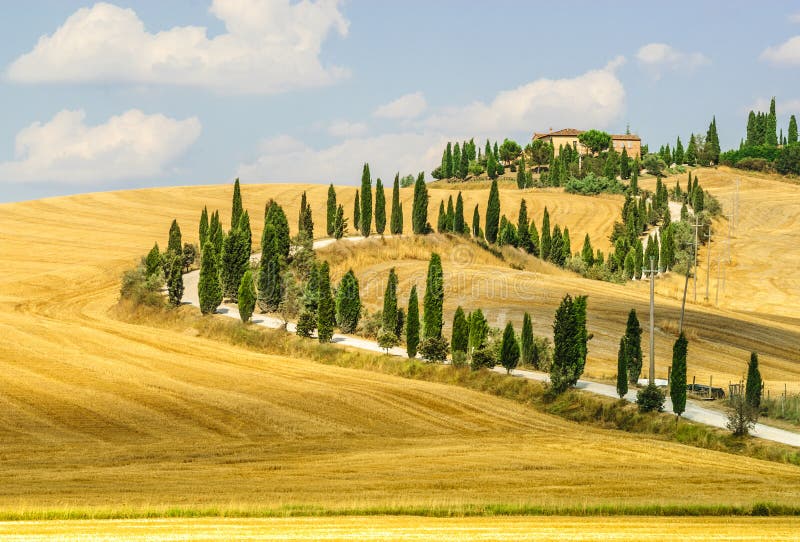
(3, 516), (800, 541)
(0, 182), (799, 513)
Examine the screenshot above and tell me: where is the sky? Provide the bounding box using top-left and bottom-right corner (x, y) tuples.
(2, 0), (800, 202)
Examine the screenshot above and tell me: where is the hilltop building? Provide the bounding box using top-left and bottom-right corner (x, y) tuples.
(532, 128), (641, 158)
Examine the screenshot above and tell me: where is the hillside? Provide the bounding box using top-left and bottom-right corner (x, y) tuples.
(0, 183), (799, 510)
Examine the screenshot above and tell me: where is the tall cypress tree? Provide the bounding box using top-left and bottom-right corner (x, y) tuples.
(550, 224), (564, 265)
(231, 178), (243, 230)
(264, 201), (290, 260)
(360, 164), (372, 236)
(472, 204), (481, 237)
(616, 336), (628, 399)
(528, 220), (540, 256)
(451, 306), (469, 354)
(686, 134), (697, 165)
(406, 285), (420, 358)
(166, 253), (184, 306)
(520, 312), (534, 366)
(237, 269), (256, 323)
(198, 241), (222, 315)
(550, 294), (578, 394)
(745, 352), (763, 409)
(256, 224), (282, 312)
(336, 269), (361, 333)
(454, 192), (465, 234)
(239, 211), (252, 256)
(199, 206), (209, 249)
(316, 261), (335, 343)
(446, 195), (455, 232)
(444, 142), (453, 178)
(374, 178), (386, 235)
(382, 268), (399, 333)
(412, 173), (429, 234)
(625, 309), (643, 384)
(540, 207), (551, 260)
(168, 219), (182, 255)
(211, 211), (223, 263)
(452, 142), (461, 179)
(459, 142), (469, 178)
(334, 204), (347, 239)
(670, 332), (688, 418)
(485, 179), (501, 243)
(517, 199), (531, 251)
(423, 253), (444, 339)
(581, 234), (594, 267)
(437, 201), (446, 233)
(500, 321), (520, 374)
(327, 184), (337, 236)
(390, 173), (403, 235)
(353, 189), (361, 232)
(788, 115), (799, 145)
(221, 227), (248, 301)
(298, 191), (308, 233)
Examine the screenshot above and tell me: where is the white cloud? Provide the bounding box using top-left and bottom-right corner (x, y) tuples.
(635, 43), (710, 78)
(0, 109), (201, 183)
(238, 132), (445, 184)
(327, 120), (368, 137)
(373, 92), (427, 119)
(6, 0), (349, 94)
(760, 36), (800, 66)
(790, 12), (800, 23)
(744, 97), (800, 115)
(422, 57), (627, 136)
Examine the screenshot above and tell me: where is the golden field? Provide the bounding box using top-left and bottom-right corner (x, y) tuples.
(0, 172), (799, 514)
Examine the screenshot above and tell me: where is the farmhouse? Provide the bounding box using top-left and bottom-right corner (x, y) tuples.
(533, 128), (641, 158)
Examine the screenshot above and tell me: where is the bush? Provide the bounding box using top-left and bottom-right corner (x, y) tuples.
(564, 173), (625, 195)
(734, 157), (771, 172)
(296, 310), (316, 338)
(359, 308), (383, 339)
(727, 394), (758, 436)
(377, 329), (399, 353)
(451, 350), (468, 368)
(775, 144), (800, 175)
(419, 336), (449, 363)
(752, 503), (771, 517)
(470, 347), (496, 371)
(637, 383), (665, 412)
(120, 262), (165, 307)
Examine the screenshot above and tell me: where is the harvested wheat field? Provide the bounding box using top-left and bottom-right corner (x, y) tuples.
(2, 516), (800, 541)
(1, 183), (799, 514)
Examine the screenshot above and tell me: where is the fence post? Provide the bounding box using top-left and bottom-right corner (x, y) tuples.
(709, 375), (713, 399)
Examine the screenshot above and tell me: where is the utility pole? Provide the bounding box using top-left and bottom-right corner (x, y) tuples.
(678, 236), (695, 334)
(715, 256), (723, 306)
(691, 215), (702, 303)
(643, 257), (658, 385)
(704, 224), (712, 302)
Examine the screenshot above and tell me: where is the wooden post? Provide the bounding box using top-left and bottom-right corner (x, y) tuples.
(709, 375), (713, 399)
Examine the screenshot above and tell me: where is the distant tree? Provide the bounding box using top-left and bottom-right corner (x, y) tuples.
(625, 309), (643, 384)
(454, 192), (466, 234)
(406, 285), (420, 358)
(264, 201), (290, 260)
(706, 116), (721, 163)
(540, 207), (551, 260)
(550, 224), (564, 266)
(437, 201), (446, 233)
(231, 178), (243, 230)
(277, 270), (302, 329)
(616, 336), (628, 399)
(316, 261), (335, 343)
(453, 142), (462, 179)
(674, 137), (685, 165)
(517, 199), (531, 252)
(181, 243), (197, 272)
(451, 306), (469, 355)
(562, 227), (571, 262)
(630, 165), (639, 195)
(390, 174), (403, 235)
(459, 142), (469, 178)
(166, 253), (184, 307)
(670, 332), (688, 418)
(377, 329), (399, 354)
(296, 309), (316, 338)
(335, 269), (361, 333)
(520, 312), (535, 366)
(353, 189), (361, 233)
(528, 220), (540, 256)
(327, 184), (337, 236)
(549, 294), (588, 394)
(374, 178), (386, 235)
(297, 192), (313, 239)
(642, 154), (666, 177)
(516, 156), (527, 188)
(210, 210), (223, 262)
(382, 267), (399, 333)
(220, 227), (248, 301)
(145, 242), (162, 277)
(578, 129), (612, 154)
(727, 394), (758, 436)
(500, 322), (520, 374)
(360, 164), (373, 236)
(472, 204), (481, 237)
(334, 204), (348, 239)
(487, 153), (498, 179)
(239, 211), (252, 256)
(485, 179), (501, 243)
(789, 115), (798, 145)
(412, 173), (429, 234)
(685, 134), (697, 166)
(256, 226), (282, 312)
(499, 138), (522, 165)
(198, 241), (222, 315)
(237, 269), (256, 323)
(766, 98), (778, 147)
(168, 219), (182, 255)
(446, 195), (455, 232)
(581, 234), (594, 267)
(745, 352), (763, 409)
(423, 253), (444, 339)
(199, 206), (209, 249)
(444, 142), (453, 178)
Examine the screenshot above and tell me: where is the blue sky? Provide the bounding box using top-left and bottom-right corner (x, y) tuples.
(2, 0), (800, 202)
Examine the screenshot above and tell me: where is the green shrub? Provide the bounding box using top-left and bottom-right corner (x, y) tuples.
(637, 383), (665, 412)
(564, 173), (625, 195)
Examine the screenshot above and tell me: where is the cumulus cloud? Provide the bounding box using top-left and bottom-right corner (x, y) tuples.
(327, 120), (368, 137)
(238, 132), (445, 184)
(760, 36), (800, 66)
(635, 43), (710, 78)
(6, 0), (349, 94)
(422, 57), (626, 136)
(373, 92), (427, 119)
(0, 109), (201, 183)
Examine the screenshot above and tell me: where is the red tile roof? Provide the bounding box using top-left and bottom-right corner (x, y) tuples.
(532, 129), (640, 141)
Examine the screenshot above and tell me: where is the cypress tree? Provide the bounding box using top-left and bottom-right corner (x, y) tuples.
(412, 173), (429, 234)
(406, 285), (420, 358)
(145, 242), (162, 277)
(231, 178), (243, 230)
(472, 204), (481, 237)
(581, 234), (594, 267)
(745, 352), (763, 409)
(617, 337), (628, 399)
(516, 156), (526, 189)
(209, 210), (221, 259)
(382, 268), (399, 333)
(459, 142), (469, 178)
(437, 200), (446, 233)
(528, 220), (540, 256)
(451, 306), (469, 354)
(221, 227), (247, 301)
(353, 189), (361, 232)
(298, 191), (313, 239)
(423, 253), (444, 339)
(517, 200), (531, 251)
(198, 241), (222, 315)
(239, 211), (252, 257)
(237, 269), (256, 323)
(630, 165), (639, 195)
(452, 142), (461, 179)
(390, 173), (403, 234)
(670, 332), (688, 418)
(766, 98), (778, 147)
(500, 321), (520, 374)
(540, 207), (551, 260)
(168, 219), (182, 255)
(454, 192), (465, 234)
(264, 201), (290, 260)
(360, 164), (372, 237)
(444, 142), (453, 178)
(487, 153), (498, 179)
(686, 134), (697, 165)
(316, 262), (335, 343)
(485, 179), (501, 243)
(550, 224), (564, 265)
(327, 184), (337, 236)
(620, 147), (631, 179)
(335, 269), (361, 333)
(789, 115), (798, 145)
(256, 224), (283, 312)
(375, 178), (386, 235)
(674, 137), (685, 165)
(199, 206), (209, 249)
(625, 309), (643, 384)
(446, 195), (455, 232)
(521, 312), (535, 366)
(550, 294), (579, 394)
(334, 204), (347, 239)
(166, 253), (184, 306)
(562, 227), (571, 262)
(706, 116), (721, 163)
